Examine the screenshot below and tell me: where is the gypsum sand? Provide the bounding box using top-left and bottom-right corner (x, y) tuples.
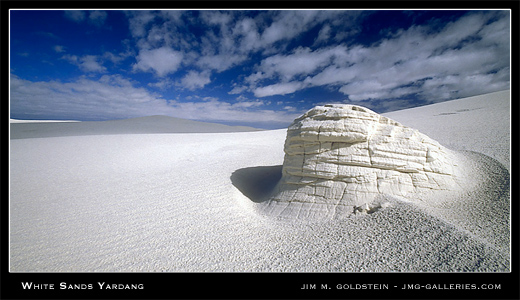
(9, 90), (510, 272)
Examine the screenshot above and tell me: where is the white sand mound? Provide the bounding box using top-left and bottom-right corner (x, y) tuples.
(10, 115), (260, 139)
(262, 104), (468, 220)
(9, 90), (510, 272)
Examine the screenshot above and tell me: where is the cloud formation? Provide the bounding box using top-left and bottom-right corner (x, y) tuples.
(241, 11), (510, 102)
(62, 54), (107, 73)
(125, 10), (363, 83)
(10, 10), (511, 127)
(10, 74), (297, 127)
(180, 70), (211, 90)
(133, 47), (184, 77)
(64, 10), (107, 27)
(124, 10), (509, 105)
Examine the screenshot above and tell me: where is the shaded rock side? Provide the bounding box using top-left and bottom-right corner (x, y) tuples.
(262, 104), (465, 219)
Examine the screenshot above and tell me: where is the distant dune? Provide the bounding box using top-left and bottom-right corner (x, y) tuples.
(9, 119), (80, 123)
(10, 115), (260, 139)
(9, 90), (510, 272)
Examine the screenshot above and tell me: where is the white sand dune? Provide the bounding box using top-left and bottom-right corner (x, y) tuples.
(9, 90), (510, 272)
(10, 119), (81, 123)
(10, 115), (260, 139)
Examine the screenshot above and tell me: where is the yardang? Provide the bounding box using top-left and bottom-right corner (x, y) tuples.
(262, 104), (466, 219)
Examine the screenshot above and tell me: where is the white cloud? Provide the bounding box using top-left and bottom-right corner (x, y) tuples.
(304, 65), (356, 87)
(247, 46), (344, 91)
(233, 17), (262, 52)
(196, 53), (246, 72)
(133, 47), (183, 77)
(79, 55), (107, 73)
(10, 74), (298, 127)
(54, 45), (66, 53)
(126, 11), (156, 38)
(244, 71), (266, 86)
(60, 50), (133, 74)
(228, 85), (248, 95)
(199, 10), (233, 27)
(245, 10), (510, 102)
(103, 51), (131, 64)
(260, 10), (321, 45)
(339, 80), (386, 97)
(180, 70), (211, 90)
(257, 46), (339, 81)
(10, 74), (167, 120)
(168, 98), (298, 126)
(64, 10), (107, 27)
(89, 11), (108, 27)
(20, 10), (510, 124)
(64, 11), (86, 23)
(124, 10), (363, 77)
(253, 82), (304, 97)
(232, 99), (265, 109)
(420, 69), (510, 101)
(313, 24), (331, 46)
(148, 78), (174, 90)
(62, 54), (107, 73)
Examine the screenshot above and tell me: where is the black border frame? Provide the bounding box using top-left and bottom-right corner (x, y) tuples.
(3, 1), (518, 299)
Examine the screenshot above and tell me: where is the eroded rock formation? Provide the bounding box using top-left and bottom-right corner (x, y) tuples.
(261, 104), (464, 219)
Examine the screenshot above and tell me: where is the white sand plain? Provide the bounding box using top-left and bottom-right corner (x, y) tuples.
(9, 90), (510, 272)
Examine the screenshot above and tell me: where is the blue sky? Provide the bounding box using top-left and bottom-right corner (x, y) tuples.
(9, 10), (510, 128)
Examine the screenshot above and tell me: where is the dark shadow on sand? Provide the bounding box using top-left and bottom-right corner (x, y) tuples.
(231, 165), (282, 203)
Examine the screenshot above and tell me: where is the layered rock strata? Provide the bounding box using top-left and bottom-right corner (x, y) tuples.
(262, 104), (464, 219)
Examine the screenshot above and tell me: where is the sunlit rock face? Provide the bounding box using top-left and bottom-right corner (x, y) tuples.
(262, 104), (463, 219)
